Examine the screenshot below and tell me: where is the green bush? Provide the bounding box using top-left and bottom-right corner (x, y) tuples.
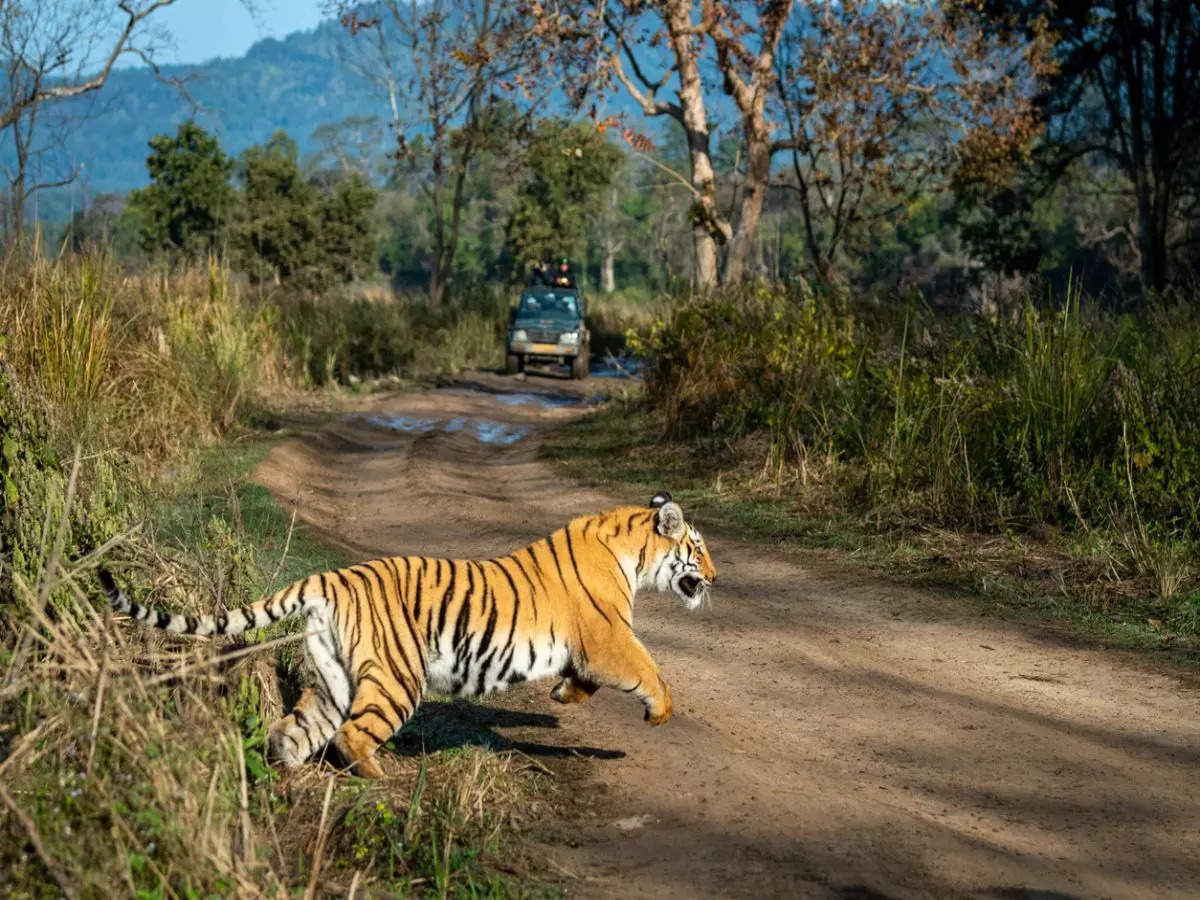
(283, 284), (508, 386)
(637, 283), (1200, 544)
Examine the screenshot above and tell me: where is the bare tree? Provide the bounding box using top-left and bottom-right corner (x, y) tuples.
(599, 1), (728, 288)
(307, 115), (386, 179)
(538, 1), (1050, 290)
(0, 0), (178, 241)
(773, 1), (1049, 284)
(703, 1), (793, 284)
(537, 1), (794, 288)
(330, 0), (540, 308)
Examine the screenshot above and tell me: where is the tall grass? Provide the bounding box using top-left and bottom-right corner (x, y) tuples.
(636, 282), (1200, 604)
(0, 249), (558, 897)
(25, 255), (117, 431)
(1, 539), (547, 897)
(0, 249), (285, 460)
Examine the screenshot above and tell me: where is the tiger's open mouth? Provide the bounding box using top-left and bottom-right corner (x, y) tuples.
(679, 575), (704, 599)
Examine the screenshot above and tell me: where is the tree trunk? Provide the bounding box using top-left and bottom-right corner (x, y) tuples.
(1130, 161), (1171, 294)
(8, 107), (29, 243)
(601, 246), (616, 293)
(706, 0), (793, 286)
(428, 174), (448, 310)
(1135, 191), (1157, 293)
(597, 187), (622, 294)
(8, 183), (25, 243)
(428, 232), (447, 309)
(722, 117), (772, 284)
(665, 0), (727, 289)
(428, 268), (445, 308)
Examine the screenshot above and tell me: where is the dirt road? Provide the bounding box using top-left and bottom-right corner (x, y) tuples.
(256, 371), (1200, 900)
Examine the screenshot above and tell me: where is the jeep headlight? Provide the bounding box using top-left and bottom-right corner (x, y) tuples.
(559, 331), (580, 345)
(511, 329), (528, 342)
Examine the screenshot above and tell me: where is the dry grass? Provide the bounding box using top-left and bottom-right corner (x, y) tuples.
(0, 248), (563, 898)
(0, 491), (553, 898)
(0, 244), (289, 463)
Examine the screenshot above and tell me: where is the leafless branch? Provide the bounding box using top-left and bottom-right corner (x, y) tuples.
(0, 1), (178, 132)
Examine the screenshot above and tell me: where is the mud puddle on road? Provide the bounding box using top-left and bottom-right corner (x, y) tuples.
(491, 391), (594, 409)
(361, 412), (532, 446)
(354, 381), (602, 447)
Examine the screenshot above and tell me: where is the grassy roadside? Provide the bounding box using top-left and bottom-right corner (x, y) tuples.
(0, 247), (615, 897)
(544, 396), (1200, 668)
(152, 435), (352, 594)
(2, 409), (562, 898)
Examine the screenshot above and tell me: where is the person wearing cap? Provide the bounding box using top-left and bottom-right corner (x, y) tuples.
(553, 257), (577, 288)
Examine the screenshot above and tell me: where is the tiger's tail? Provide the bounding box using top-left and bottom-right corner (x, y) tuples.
(98, 568), (311, 637)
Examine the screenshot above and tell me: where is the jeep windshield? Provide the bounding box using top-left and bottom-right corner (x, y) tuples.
(515, 288), (580, 322)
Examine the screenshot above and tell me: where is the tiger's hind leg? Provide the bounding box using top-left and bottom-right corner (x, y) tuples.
(268, 688), (343, 768)
(270, 615), (353, 770)
(550, 667), (599, 704)
(331, 665), (421, 778)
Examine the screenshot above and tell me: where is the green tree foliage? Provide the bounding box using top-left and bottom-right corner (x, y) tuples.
(232, 130), (378, 290)
(234, 131), (318, 285)
(504, 120), (623, 277)
(129, 121), (235, 258)
(317, 173), (379, 284)
(63, 194), (139, 256)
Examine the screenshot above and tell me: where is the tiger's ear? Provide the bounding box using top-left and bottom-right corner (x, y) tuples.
(649, 491), (672, 509)
(655, 501), (685, 540)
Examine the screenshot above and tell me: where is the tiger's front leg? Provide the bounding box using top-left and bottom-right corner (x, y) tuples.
(575, 630), (673, 725)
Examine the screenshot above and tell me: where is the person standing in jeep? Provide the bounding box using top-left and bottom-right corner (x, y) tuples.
(553, 258), (577, 288)
(528, 260), (551, 286)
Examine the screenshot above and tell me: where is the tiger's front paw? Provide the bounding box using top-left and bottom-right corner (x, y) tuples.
(643, 682), (672, 726)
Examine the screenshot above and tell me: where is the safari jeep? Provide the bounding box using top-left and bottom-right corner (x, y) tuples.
(505, 286), (590, 379)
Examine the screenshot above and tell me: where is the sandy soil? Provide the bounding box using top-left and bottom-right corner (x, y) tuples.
(255, 370), (1200, 900)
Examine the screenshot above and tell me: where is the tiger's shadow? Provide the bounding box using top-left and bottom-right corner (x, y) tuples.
(385, 698), (626, 761)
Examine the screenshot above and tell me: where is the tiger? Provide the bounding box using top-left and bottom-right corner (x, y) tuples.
(98, 491), (716, 778)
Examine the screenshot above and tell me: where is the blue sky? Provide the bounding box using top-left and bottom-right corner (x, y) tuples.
(150, 0), (326, 65)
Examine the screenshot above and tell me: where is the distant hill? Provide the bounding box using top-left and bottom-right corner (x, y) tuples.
(17, 10), (677, 225)
(22, 17), (385, 222)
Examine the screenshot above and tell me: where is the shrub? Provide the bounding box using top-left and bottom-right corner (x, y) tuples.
(282, 283), (509, 386)
(636, 282), (1200, 544)
(0, 249), (549, 896)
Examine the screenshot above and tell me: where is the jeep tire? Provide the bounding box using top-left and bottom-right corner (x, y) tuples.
(570, 352), (588, 380)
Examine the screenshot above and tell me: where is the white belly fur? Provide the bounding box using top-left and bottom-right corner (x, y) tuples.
(425, 632), (570, 697)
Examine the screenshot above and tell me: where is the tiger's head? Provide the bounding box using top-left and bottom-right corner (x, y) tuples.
(644, 491), (716, 610)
